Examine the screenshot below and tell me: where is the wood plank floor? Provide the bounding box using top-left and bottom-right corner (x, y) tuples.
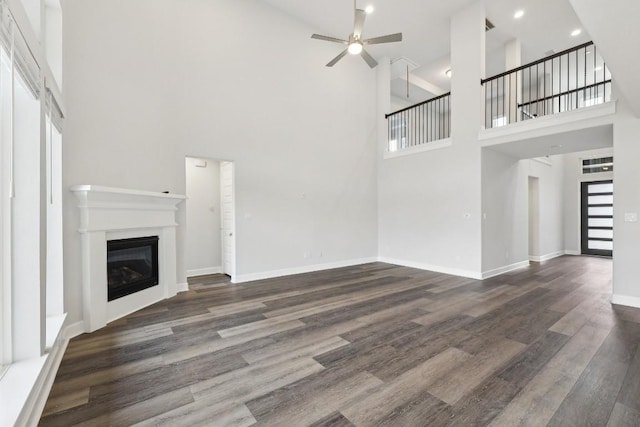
(39, 256), (640, 426)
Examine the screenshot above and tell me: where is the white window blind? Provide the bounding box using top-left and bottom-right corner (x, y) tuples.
(0, 0), (40, 99)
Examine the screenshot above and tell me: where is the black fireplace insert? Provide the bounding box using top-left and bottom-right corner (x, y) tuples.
(107, 236), (159, 301)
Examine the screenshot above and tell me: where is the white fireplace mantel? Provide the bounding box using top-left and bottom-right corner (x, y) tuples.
(71, 185), (186, 332)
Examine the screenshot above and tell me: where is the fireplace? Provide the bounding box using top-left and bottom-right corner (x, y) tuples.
(107, 236), (159, 301)
(72, 185), (185, 332)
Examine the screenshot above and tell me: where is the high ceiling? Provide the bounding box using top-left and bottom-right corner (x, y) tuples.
(262, 0), (591, 103)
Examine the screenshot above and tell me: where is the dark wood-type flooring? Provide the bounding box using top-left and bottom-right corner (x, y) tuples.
(40, 256), (640, 426)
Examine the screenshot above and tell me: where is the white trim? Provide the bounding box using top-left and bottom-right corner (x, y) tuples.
(64, 320), (85, 340)
(187, 266), (222, 277)
(377, 257), (482, 280)
(233, 257), (378, 284)
(529, 251), (566, 262)
(177, 282), (189, 293)
(383, 138), (452, 160)
(564, 250), (581, 256)
(69, 185), (186, 201)
(479, 101), (616, 146)
(1, 314), (67, 427)
(611, 294), (640, 309)
(481, 261), (530, 279)
(17, 332), (68, 427)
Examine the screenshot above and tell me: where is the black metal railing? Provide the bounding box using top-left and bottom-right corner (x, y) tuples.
(482, 41), (611, 129)
(385, 92), (451, 152)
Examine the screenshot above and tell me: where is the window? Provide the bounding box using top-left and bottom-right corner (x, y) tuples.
(0, 35), (9, 376)
(583, 156), (613, 174)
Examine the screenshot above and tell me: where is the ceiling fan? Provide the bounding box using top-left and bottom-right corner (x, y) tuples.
(311, 1), (402, 68)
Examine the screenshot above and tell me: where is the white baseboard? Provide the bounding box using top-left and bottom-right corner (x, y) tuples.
(611, 294), (640, 309)
(233, 257), (378, 284)
(564, 250), (581, 256)
(64, 320), (86, 340)
(186, 266), (222, 277)
(177, 282), (189, 293)
(529, 251), (566, 262)
(377, 257), (483, 280)
(481, 261), (530, 280)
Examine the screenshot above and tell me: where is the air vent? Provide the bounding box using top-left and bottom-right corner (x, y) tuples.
(485, 19), (495, 31)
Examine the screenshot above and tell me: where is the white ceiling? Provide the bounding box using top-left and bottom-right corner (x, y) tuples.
(262, 0), (592, 103)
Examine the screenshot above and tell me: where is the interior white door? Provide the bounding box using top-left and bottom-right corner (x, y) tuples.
(220, 161), (235, 278)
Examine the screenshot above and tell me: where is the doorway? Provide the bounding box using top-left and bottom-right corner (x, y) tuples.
(185, 157), (236, 280)
(581, 180), (613, 257)
(528, 176), (540, 261)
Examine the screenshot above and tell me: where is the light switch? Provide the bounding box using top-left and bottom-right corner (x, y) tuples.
(624, 212), (638, 223)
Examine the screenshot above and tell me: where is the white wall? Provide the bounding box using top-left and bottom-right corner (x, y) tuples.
(531, 158), (565, 259)
(562, 147), (613, 254)
(378, 3), (485, 278)
(481, 150), (565, 274)
(481, 149), (528, 272)
(612, 95), (640, 304)
(44, 4), (63, 87)
(61, 0), (378, 324)
(185, 157), (221, 276)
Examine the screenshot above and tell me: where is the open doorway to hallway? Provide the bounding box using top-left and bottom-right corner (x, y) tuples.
(185, 157), (236, 281)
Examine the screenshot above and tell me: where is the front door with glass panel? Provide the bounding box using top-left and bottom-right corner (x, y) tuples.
(581, 180), (613, 257)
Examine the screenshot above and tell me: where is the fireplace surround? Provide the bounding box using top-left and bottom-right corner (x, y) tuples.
(72, 185), (186, 332)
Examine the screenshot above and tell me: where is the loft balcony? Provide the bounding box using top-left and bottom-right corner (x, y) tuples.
(384, 92), (451, 157)
(482, 41), (611, 129)
(383, 42), (616, 159)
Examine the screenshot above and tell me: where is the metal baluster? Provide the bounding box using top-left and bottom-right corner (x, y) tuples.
(584, 47), (587, 107)
(558, 55), (561, 113)
(489, 80), (494, 128)
(544, 62), (547, 115)
(603, 60), (607, 102)
(575, 50), (578, 109)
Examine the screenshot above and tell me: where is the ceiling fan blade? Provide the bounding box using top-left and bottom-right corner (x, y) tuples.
(326, 49), (349, 67)
(361, 48), (378, 68)
(353, 9), (366, 38)
(363, 33), (403, 45)
(311, 34), (348, 44)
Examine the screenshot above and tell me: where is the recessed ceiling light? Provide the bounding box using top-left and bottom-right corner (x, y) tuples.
(445, 68), (452, 78)
(571, 28), (582, 37)
(365, 5), (374, 14)
(514, 10), (525, 19)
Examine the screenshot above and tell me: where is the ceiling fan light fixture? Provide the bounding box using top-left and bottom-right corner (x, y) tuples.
(348, 42), (363, 55)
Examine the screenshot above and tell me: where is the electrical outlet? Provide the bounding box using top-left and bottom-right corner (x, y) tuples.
(624, 212), (638, 223)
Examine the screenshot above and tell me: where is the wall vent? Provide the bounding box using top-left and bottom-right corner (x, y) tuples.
(485, 19), (495, 31)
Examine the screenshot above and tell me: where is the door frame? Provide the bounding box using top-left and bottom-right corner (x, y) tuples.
(581, 179), (613, 257)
